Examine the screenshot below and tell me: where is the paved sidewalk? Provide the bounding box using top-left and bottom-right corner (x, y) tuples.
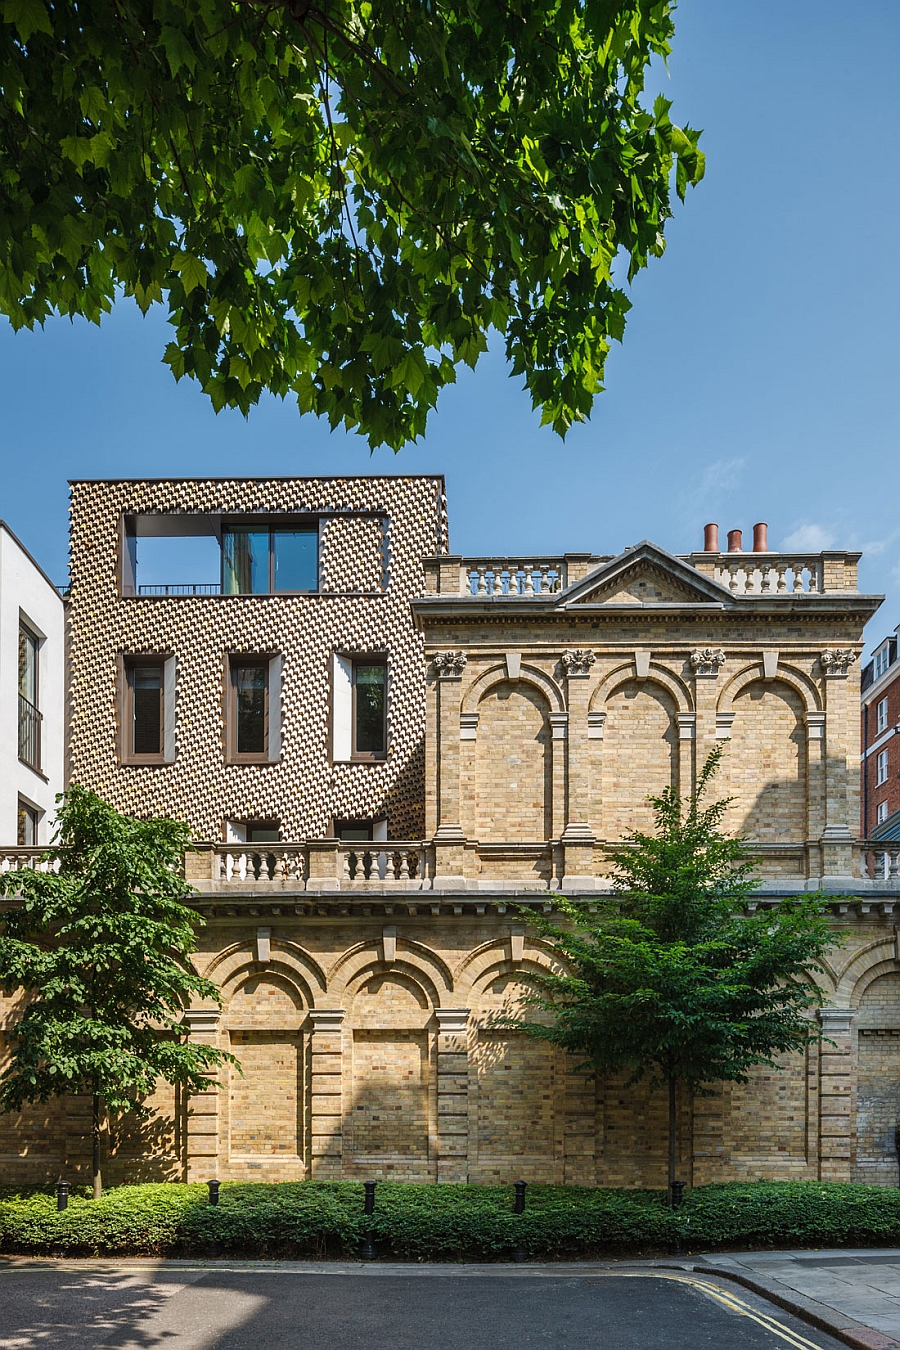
(694, 1250), (900, 1350)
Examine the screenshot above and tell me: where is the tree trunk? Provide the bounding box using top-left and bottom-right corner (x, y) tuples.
(91, 1093), (102, 1200)
(667, 1074), (677, 1200)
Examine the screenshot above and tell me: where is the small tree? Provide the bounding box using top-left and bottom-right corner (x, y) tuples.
(514, 748), (836, 1197)
(0, 788), (235, 1197)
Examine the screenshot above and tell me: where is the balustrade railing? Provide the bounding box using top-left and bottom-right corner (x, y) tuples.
(460, 558), (567, 597)
(862, 844), (900, 882)
(217, 845), (307, 883)
(138, 583), (222, 596)
(0, 848), (59, 874)
(713, 555), (822, 595)
(341, 845), (428, 885)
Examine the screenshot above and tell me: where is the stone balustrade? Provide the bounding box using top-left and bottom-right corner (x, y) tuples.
(460, 558), (567, 597)
(0, 848), (59, 875)
(712, 554), (823, 595)
(2, 841), (898, 896)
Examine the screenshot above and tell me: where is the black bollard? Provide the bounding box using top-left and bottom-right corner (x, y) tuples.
(360, 1180), (377, 1261)
(512, 1180), (527, 1263)
(208, 1179), (220, 1206)
(669, 1180), (685, 1209)
(56, 1180), (69, 1212)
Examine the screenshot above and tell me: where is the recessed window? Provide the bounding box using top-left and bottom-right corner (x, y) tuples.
(225, 819), (281, 843)
(877, 801), (889, 825)
(17, 622), (41, 771)
(878, 698), (890, 734)
(877, 749), (889, 786)
(875, 644), (892, 680)
(226, 655), (281, 763)
(223, 526), (317, 595)
(332, 654), (387, 761)
(122, 655), (174, 764)
(17, 800), (39, 846)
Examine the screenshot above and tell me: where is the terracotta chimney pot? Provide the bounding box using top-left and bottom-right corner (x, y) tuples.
(727, 529), (743, 553)
(752, 522), (769, 552)
(703, 523), (719, 552)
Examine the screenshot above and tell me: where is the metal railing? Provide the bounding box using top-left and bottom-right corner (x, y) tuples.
(137, 582), (222, 596)
(17, 695), (41, 771)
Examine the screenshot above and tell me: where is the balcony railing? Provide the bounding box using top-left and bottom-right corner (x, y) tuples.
(460, 558), (567, 597)
(138, 583), (222, 596)
(17, 696), (41, 771)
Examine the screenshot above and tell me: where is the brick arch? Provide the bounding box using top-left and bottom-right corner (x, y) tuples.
(589, 663), (693, 714)
(718, 662), (821, 714)
(461, 662), (565, 715)
(834, 939), (898, 1004)
(327, 939), (452, 1002)
(342, 958), (442, 1011)
(203, 939), (327, 998)
(458, 938), (570, 1001)
(219, 960), (316, 1012)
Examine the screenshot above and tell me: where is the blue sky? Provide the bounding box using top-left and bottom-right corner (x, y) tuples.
(2, 0), (899, 653)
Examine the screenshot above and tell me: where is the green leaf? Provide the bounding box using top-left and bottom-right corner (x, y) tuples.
(173, 252), (208, 296)
(2, 0), (52, 41)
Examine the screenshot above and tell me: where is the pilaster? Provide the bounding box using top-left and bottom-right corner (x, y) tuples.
(308, 1009), (345, 1179)
(817, 1008), (856, 1181)
(435, 1009), (470, 1182)
(182, 1009), (222, 1182)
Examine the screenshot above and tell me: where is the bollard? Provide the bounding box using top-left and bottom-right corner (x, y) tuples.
(56, 1180), (69, 1212)
(512, 1180), (527, 1263)
(360, 1180), (377, 1261)
(669, 1180), (685, 1209)
(207, 1179), (220, 1206)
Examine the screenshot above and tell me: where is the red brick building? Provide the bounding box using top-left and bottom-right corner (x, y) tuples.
(861, 627), (900, 837)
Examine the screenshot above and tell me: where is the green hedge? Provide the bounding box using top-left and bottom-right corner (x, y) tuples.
(2, 1180), (900, 1259)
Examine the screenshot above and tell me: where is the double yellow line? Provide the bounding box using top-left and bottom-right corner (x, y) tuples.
(609, 1271), (829, 1350)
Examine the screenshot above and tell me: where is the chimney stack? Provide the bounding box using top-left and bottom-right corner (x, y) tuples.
(703, 522), (719, 552)
(727, 529), (743, 553)
(752, 521), (769, 553)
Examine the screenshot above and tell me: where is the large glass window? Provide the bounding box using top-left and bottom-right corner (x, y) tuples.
(223, 526), (317, 594)
(354, 661), (386, 759)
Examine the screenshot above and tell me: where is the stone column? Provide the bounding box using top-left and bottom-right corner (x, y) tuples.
(676, 713), (696, 797)
(549, 712), (569, 842)
(690, 648), (726, 763)
(308, 1009), (345, 1179)
(561, 652), (596, 888)
(817, 1008), (856, 1181)
(806, 712), (826, 879)
(821, 650), (860, 878)
(182, 1009), (222, 1182)
(435, 1009), (470, 1182)
(307, 840), (342, 892)
(432, 653), (468, 886)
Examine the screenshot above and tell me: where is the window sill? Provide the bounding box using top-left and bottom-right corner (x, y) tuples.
(334, 756), (388, 765)
(18, 758), (49, 783)
(121, 758), (174, 768)
(225, 758), (281, 767)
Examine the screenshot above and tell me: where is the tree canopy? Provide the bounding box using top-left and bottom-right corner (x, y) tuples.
(515, 749), (835, 1193)
(0, 787), (234, 1196)
(0, 0), (704, 448)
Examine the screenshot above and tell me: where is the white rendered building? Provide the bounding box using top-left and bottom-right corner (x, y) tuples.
(0, 522), (64, 846)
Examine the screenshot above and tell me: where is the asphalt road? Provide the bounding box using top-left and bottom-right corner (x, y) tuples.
(0, 1262), (849, 1350)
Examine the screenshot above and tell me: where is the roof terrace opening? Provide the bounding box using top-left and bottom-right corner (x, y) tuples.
(121, 515), (319, 596)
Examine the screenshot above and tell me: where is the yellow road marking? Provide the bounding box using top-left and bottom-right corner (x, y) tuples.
(607, 1271), (828, 1350)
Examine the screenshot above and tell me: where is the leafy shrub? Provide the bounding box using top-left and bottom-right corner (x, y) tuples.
(2, 1180), (900, 1259)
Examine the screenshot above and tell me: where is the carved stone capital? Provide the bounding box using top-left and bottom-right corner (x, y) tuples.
(432, 650), (467, 679)
(561, 649), (595, 677)
(820, 648), (857, 676)
(690, 647), (726, 676)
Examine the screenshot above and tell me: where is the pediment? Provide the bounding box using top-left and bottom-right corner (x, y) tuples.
(560, 542), (732, 608)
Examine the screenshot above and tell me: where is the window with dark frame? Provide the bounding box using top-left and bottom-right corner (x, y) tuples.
(246, 820), (280, 843)
(17, 622), (41, 770)
(123, 657), (165, 762)
(222, 525), (317, 595)
(228, 657), (271, 761)
(334, 820), (374, 842)
(17, 800), (38, 846)
(353, 658), (386, 760)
